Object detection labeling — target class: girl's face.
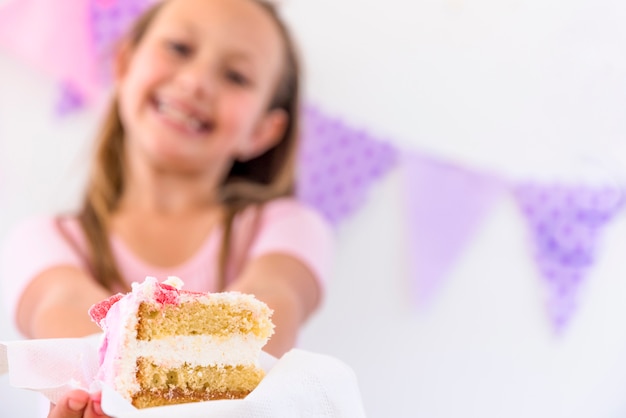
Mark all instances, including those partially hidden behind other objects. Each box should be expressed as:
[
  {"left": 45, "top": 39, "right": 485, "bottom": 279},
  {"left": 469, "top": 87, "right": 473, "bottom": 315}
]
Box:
[{"left": 117, "top": 0, "right": 287, "bottom": 175}]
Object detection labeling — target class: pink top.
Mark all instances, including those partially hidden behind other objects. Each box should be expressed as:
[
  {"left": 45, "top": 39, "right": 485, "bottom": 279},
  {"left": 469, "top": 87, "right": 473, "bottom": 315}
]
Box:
[{"left": 0, "top": 198, "right": 334, "bottom": 326}]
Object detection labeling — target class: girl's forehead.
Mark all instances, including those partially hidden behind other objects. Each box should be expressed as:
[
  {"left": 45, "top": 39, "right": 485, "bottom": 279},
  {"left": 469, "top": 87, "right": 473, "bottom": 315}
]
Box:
[
  {"left": 153, "top": 0, "right": 285, "bottom": 69},
  {"left": 156, "top": 0, "right": 282, "bottom": 47}
]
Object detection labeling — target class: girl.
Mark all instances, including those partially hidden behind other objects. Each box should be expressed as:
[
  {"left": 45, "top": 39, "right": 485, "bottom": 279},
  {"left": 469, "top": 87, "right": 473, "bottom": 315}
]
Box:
[{"left": 1, "top": 0, "right": 333, "bottom": 416}]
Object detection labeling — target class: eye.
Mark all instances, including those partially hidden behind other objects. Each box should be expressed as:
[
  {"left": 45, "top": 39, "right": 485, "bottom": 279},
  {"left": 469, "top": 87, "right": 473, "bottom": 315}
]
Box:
[
  {"left": 225, "top": 69, "right": 250, "bottom": 86},
  {"left": 166, "top": 40, "right": 192, "bottom": 57}
]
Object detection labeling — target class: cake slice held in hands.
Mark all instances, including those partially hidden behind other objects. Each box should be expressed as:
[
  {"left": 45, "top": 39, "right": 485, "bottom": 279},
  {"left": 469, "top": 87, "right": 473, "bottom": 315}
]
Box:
[{"left": 88, "top": 276, "right": 275, "bottom": 408}]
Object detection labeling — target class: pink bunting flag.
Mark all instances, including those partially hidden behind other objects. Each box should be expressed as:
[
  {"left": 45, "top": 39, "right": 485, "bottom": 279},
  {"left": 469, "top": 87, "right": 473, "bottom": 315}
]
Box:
[
  {"left": 403, "top": 153, "right": 504, "bottom": 307},
  {"left": 514, "top": 183, "right": 624, "bottom": 333},
  {"left": 297, "top": 106, "right": 399, "bottom": 225},
  {"left": 55, "top": 0, "right": 154, "bottom": 115},
  {"left": 0, "top": 0, "right": 100, "bottom": 103}
]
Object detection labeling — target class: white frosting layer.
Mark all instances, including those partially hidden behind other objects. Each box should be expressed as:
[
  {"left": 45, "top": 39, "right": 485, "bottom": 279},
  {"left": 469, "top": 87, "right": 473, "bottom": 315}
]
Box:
[{"left": 134, "top": 334, "right": 266, "bottom": 368}]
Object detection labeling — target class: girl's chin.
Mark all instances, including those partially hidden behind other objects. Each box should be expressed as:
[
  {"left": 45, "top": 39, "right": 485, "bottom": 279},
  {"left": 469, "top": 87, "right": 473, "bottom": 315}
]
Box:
[
  {"left": 133, "top": 137, "right": 226, "bottom": 175},
  {"left": 148, "top": 151, "right": 220, "bottom": 176}
]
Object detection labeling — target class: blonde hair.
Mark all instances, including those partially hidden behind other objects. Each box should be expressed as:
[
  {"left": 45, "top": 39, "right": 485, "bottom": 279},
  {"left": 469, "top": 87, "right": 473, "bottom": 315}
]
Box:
[{"left": 76, "top": 0, "right": 302, "bottom": 292}]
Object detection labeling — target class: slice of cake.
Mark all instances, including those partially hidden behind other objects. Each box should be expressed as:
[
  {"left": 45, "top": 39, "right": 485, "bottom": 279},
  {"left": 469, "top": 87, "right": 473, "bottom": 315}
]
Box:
[{"left": 88, "top": 276, "right": 274, "bottom": 408}]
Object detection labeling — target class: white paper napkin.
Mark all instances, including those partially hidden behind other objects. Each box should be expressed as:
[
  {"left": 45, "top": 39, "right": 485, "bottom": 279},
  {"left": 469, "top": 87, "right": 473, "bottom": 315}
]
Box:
[{"left": 0, "top": 335, "right": 366, "bottom": 417}]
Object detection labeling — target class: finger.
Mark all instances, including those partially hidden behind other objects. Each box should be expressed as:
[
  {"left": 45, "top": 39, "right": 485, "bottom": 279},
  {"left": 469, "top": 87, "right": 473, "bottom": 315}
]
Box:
[
  {"left": 84, "top": 392, "right": 109, "bottom": 418},
  {"left": 48, "top": 390, "right": 90, "bottom": 418}
]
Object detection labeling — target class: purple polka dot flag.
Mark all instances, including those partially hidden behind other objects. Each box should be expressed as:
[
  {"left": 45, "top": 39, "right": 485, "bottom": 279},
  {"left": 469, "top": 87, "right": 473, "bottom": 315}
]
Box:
[
  {"left": 88, "top": 0, "right": 154, "bottom": 85},
  {"left": 514, "top": 183, "right": 625, "bottom": 332},
  {"left": 297, "top": 106, "right": 399, "bottom": 225},
  {"left": 55, "top": 82, "right": 85, "bottom": 117}
]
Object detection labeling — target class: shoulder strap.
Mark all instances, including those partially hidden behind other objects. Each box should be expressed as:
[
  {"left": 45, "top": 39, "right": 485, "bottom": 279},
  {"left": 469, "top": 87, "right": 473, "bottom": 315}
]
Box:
[
  {"left": 54, "top": 216, "right": 95, "bottom": 277},
  {"left": 221, "top": 204, "right": 264, "bottom": 288}
]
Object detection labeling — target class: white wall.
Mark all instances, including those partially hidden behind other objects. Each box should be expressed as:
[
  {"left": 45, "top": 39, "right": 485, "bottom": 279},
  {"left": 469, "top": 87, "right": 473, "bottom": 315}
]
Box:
[
  {"left": 2, "top": 0, "right": 626, "bottom": 417},
  {"left": 0, "top": 49, "right": 95, "bottom": 417}
]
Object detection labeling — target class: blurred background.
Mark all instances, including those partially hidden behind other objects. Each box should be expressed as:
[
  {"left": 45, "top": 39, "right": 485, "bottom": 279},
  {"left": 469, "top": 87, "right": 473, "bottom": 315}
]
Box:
[{"left": 2, "top": 0, "right": 626, "bottom": 416}]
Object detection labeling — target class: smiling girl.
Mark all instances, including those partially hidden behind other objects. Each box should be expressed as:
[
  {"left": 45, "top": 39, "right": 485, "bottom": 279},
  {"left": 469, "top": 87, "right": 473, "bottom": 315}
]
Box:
[{"left": 1, "top": 1, "right": 333, "bottom": 416}]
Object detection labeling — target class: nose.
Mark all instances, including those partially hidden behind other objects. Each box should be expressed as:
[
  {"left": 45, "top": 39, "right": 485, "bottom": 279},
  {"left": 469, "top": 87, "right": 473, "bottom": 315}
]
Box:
[{"left": 175, "top": 59, "right": 215, "bottom": 99}]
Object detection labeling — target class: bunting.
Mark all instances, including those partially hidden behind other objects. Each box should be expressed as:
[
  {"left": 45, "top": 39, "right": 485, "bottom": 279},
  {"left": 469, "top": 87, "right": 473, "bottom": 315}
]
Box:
[
  {"left": 88, "top": 0, "right": 154, "bottom": 85},
  {"left": 0, "top": 0, "right": 100, "bottom": 104},
  {"left": 55, "top": 83, "right": 86, "bottom": 116},
  {"left": 297, "top": 107, "right": 398, "bottom": 225},
  {"left": 403, "top": 153, "right": 505, "bottom": 307},
  {"left": 514, "top": 183, "right": 625, "bottom": 331}
]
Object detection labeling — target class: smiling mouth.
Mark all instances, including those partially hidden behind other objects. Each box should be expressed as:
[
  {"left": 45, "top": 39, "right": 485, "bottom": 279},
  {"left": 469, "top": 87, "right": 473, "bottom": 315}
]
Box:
[{"left": 152, "top": 97, "right": 214, "bottom": 134}]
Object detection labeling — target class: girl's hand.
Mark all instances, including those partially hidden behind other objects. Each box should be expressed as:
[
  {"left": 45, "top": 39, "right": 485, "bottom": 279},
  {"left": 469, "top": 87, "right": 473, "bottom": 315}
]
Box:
[{"left": 48, "top": 389, "right": 109, "bottom": 418}]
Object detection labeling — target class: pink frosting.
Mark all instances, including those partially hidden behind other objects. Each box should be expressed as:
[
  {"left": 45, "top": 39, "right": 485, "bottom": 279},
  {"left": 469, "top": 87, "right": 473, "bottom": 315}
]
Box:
[
  {"left": 89, "top": 277, "right": 184, "bottom": 384},
  {"left": 152, "top": 282, "right": 181, "bottom": 305},
  {"left": 88, "top": 293, "right": 124, "bottom": 328},
  {"left": 89, "top": 279, "right": 183, "bottom": 329},
  {"left": 95, "top": 297, "right": 124, "bottom": 383}
]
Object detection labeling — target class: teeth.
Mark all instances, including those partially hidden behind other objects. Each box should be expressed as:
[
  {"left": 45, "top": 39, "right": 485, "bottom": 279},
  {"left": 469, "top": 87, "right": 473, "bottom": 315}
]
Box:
[{"left": 157, "top": 99, "right": 207, "bottom": 133}]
